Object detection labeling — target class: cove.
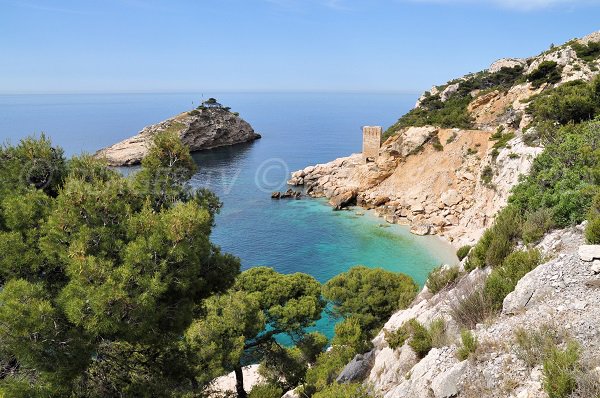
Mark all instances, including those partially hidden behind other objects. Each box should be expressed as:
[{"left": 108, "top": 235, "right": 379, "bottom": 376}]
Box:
[{"left": 0, "top": 92, "right": 458, "bottom": 338}]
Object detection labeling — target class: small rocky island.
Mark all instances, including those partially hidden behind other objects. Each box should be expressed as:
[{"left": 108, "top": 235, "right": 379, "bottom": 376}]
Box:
[{"left": 95, "top": 98, "right": 261, "bottom": 166}]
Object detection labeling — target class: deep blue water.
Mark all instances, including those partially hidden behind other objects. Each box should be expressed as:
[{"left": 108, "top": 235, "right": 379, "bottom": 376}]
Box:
[{"left": 0, "top": 92, "right": 458, "bottom": 337}]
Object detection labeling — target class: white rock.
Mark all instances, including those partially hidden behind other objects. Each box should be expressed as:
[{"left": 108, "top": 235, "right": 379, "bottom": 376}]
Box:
[{"left": 579, "top": 245, "right": 600, "bottom": 262}]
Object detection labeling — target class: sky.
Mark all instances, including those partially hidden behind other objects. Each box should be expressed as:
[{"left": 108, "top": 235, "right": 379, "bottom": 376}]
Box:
[{"left": 1, "top": 0, "right": 599, "bottom": 94}]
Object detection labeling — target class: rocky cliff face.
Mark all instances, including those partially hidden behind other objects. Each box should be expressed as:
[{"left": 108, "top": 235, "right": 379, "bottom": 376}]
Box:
[
  {"left": 288, "top": 31, "right": 600, "bottom": 247},
  {"left": 96, "top": 108, "right": 261, "bottom": 166}
]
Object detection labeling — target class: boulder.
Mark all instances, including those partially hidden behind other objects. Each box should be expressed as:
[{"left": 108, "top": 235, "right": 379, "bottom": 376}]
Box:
[
  {"left": 578, "top": 245, "right": 600, "bottom": 262},
  {"left": 336, "top": 351, "right": 375, "bottom": 383},
  {"left": 431, "top": 361, "right": 467, "bottom": 398},
  {"left": 373, "top": 195, "right": 390, "bottom": 207},
  {"left": 329, "top": 190, "right": 357, "bottom": 210},
  {"left": 271, "top": 192, "right": 281, "bottom": 199},
  {"left": 441, "top": 189, "right": 463, "bottom": 207}
]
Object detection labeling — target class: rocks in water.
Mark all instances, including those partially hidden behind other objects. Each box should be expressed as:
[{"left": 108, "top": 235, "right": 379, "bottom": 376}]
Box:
[
  {"left": 336, "top": 351, "right": 375, "bottom": 383},
  {"left": 95, "top": 107, "right": 261, "bottom": 166},
  {"left": 329, "top": 190, "right": 357, "bottom": 210},
  {"left": 271, "top": 189, "right": 301, "bottom": 200}
]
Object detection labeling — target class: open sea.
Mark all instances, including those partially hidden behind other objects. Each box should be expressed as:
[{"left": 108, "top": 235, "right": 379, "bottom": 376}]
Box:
[{"left": 0, "top": 92, "right": 458, "bottom": 337}]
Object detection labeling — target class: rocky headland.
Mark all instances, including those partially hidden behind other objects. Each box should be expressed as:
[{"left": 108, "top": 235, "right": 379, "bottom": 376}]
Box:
[
  {"left": 288, "top": 31, "right": 600, "bottom": 248},
  {"left": 95, "top": 106, "right": 260, "bottom": 166}
]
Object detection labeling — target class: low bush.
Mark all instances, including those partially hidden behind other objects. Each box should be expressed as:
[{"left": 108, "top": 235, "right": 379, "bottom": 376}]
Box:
[
  {"left": 456, "top": 245, "right": 472, "bottom": 261},
  {"left": 302, "top": 345, "right": 357, "bottom": 397},
  {"left": 571, "top": 40, "right": 600, "bottom": 63},
  {"left": 312, "top": 383, "right": 377, "bottom": 398},
  {"left": 481, "top": 165, "right": 494, "bottom": 186},
  {"left": 527, "top": 61, "right": 562, "bottom": 88},
  {"left": 586, "top": 217, "right": 600, "bottom": 244},
  {"left": 385, "top": 318, "right": 447, "bottom": 354},
  {"left": 543, "top": 341, "right": 580, "bottom": 398},
  {"left": 384, "top": 326, "right": 410, "bottom": 350},
  {"left": 428, "top": 318, "right": 448, "bottom": 348},
  {"left": 249, "top": 383, "right": 284, "bottom": 398},
  {"left": 426, "top": 265, "right": 460, "bottom": 294},
  {"left": 456, "top": 330, "right": 478, "bottom": 361},
  {"left": 407, "top": 319, "right": 432, "bottom": 358},
  {"left": 528, "top": 80, "right": 599, "bottom": 126},
  {"left": 450, "top": 286, "right": 495, "bottom": 329},
  {"left": 467, "top": 206, "right": 523, "bottom": 270},
  {"left": 484, "top": 249, "right": 542, "bottom": 311},
  {"left": 491, "top": 132, "right": 515, "bottom": 150},
  {"left": 514, "top": 325, "right": 563, "bottom": 368},
  {"left": 509, "top": 120, "right": 600, "bottom": 228},
  {"left": 586, "top": 192, "right": 600, "bottom": 244},
  {"left": 522, "top": 208, "right": 554, "bottom": 244}
]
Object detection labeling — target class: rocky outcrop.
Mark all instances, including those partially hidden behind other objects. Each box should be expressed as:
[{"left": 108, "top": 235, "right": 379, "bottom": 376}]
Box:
[
  {"left": 95, "top": 107, "right": 261, "bottom": 166},
  {"left": 289, "top": 127, "right": 542, "bottom": 246}
]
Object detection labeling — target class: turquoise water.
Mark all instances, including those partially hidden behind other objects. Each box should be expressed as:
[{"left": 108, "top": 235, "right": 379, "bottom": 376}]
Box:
[{"left": 0, "top": 92, "right": 458, "bottom": 338}]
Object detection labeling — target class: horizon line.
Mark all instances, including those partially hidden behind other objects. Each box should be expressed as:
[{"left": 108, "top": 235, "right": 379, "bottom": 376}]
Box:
[{"left": 0, "top": 88, "right": 423, "bottom": 96}]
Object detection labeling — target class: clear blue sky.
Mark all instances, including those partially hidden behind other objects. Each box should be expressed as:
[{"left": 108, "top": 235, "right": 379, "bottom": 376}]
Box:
[{"left": 1, "top": 0, "right": 599, "bottom": 94}]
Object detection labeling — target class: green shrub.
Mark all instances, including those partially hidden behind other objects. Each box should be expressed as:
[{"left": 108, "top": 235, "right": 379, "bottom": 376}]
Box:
[
  {"left": 332, "top": 316, "right": 372, "bottom": 354},
  {"left": 484, "top": 249, "right": 542, "bottom": 311},
  {"left": 491, "top": 132, "right": 515, "bottom": 150},
  {"left": 543, "top": 341, "right": 580, "bottom": 398},
  {"left": 522, "top": 208, "right": 554, "bottom": 244},
  {"left": 586, "top": 217, "right": 600, "bottom": 244},
  {"left": 571, "top": 41, "right": 600, "bottom": 62},
  {"left": 312, "top": 383, "right": 377, "bottom": 398},
  {"left": 514, "top": 325, "right": 563, "bottom": 368},
  {"left": 188, "top": 109, "right": 201, "bottom": 116},
  {"left": 481, "top": 165, "right": 494, "bottom": 186},
  {"left": 467, "top": 206, "right": 523, "bottom": 270},
  {"left": 457, "top": 245, "right": 472, "bottom": 261},
  {"left": 426, "top": 265, "right": 460, "bottom": 294},
  {"left": 323, "top": 266, "right": 418, "bottom": 336},
  {"left": 249, "top": 383, "right": 284, "bottom": 398},
  {"left": 384, "top": 326, "right": 410, "bottom": 350},
  {"left": 586, "top": 193, "right": 600, "bottom": 244},
  {"left": 407, "top": 319, "right": 432, "bottom": 358},
  {"left": 385, "top": 318, "right": 446, "bottom": 354},
  {"left": 456, "top": 330, "right": 478, "bottom": 361},
  {"left": 527, "top": 61, "right": 562, "bottom": 88},
  {"left": 509, "top": 120, "right": 600, "bottom": 228},
  {"left": 303, "top": 345, "right": 357, "bottom": 397},
  {"left": 528, "top": 80, "right": 598, "bottom": 126}
]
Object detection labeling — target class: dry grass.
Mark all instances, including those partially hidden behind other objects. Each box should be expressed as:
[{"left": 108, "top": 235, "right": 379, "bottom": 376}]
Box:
[{"left": 449, "top": 286, "right": 496, "bottom": 330}]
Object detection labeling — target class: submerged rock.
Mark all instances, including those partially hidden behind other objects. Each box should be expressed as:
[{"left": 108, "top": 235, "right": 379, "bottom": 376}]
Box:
[{"left": 95, "top": 107, "right": 260, "bottom": 166}]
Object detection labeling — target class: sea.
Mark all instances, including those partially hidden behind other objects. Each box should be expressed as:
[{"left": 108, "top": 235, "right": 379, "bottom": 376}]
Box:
[{"left": 0, "top": 92, "right": 458, "bottom": 337}]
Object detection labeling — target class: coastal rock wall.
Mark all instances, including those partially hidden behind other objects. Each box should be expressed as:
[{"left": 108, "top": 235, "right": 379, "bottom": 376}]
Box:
[
  {"left": 95, "top": 108, "right": 260, "bottom": 166},
  {"left": 289, "top": 127, "right": 541, "bottom": 246}
]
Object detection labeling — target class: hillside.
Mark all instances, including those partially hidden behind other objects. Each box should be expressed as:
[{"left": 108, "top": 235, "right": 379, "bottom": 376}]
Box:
[
  {"left": 289, "top": 31, "right": 600, "bottom": 248},
  {"left": 281, "top": 31, "right": 600, "bottom": 398}
]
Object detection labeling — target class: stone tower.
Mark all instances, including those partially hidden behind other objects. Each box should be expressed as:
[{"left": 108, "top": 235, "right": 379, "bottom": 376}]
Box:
[{"left": 362, "top": 126, "right": 382, "bottom": 162}]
